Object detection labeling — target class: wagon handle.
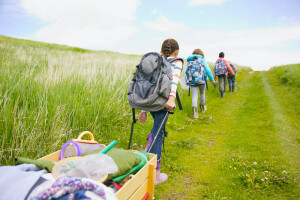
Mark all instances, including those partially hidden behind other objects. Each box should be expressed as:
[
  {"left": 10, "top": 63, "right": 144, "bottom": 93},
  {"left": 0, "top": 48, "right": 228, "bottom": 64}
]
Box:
[{"left": 73, "top": 131, "right": 96, "bottom": 142}]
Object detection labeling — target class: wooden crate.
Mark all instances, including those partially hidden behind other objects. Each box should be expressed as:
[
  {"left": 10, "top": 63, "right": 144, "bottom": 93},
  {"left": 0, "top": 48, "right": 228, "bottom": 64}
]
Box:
[{"left": 39, "top": 150, "right": 157, "bottom": 200}]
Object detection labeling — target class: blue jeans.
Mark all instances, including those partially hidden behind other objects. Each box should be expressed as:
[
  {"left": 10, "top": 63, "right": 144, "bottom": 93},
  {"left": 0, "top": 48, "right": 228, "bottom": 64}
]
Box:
[
  {"left": 228, "top": 76, "right": 235, "bottom": 86},
  {"left": 147, "top": 110, "right": 168, "bottom": 160}
]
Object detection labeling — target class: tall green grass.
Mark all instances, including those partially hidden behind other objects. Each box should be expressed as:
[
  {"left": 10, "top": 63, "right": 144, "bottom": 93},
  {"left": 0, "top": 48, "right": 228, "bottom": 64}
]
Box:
[
  {"left": 0, "top": 36, "right": 151, "bottom": 165},
  {"left": 270, "top": 64, "right": 300, "bottom": 87}
]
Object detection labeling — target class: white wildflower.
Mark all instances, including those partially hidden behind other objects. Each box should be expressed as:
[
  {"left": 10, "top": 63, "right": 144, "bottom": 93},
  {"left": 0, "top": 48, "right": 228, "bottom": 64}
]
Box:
[
  {"left": 282, "top": 171, "right": 287, "bottom": 174},
  {"left": 253, "top": 162, "right": 257, "bottom": 165},
  {"left": 261, "top": 179, "right": 265, "bottom": 182}
]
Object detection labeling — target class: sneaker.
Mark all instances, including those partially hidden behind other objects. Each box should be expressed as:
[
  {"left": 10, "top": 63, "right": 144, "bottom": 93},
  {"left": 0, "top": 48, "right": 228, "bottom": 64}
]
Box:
[
  {"left": 155, "top": 171, "right": 168, "bottom": 185},
  {"left": 221, "top": 91, "right": 225, "bottom": 98},
  {"left": 193, "top": 107, "right": 199, "bottom": 119},
  {"left": 202, "top": 105, "right": 207, "bottom": 113}
]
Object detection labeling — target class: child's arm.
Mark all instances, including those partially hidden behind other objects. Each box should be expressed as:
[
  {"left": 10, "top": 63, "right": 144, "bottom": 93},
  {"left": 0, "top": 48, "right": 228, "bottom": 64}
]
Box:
[
  {"left": 165, "top": 60, "right": 183, "bottom": 110},
  {"left": 202, "top": 58, "right": 214, "bottom": 82},
  {"left": 170, "top": 60, "right": 183, "bottom": 97},
  {"left": 225, "top": 60, "right": 235, "bottom": 76}
]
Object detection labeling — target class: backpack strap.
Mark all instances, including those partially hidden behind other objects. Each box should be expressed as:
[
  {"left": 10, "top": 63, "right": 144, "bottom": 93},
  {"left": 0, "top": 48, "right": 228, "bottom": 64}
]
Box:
[
  {"left": 128, "top": 108, "right": 137, "bottom": 149},
  {"left": 167, "top": 57, "right": 184, "bottom": 72}
]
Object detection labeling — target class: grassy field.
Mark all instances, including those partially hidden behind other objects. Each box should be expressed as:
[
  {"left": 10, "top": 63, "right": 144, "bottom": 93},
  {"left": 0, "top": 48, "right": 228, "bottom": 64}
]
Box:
[
  {"left": 0, "top": 36, "right": 299, "bottom": 199},
  {"left": 0, "top": 35, "right": 150, "bottom": 164},
  {"left": 156, "top": 67, "right": 300, "bottom": 199}
]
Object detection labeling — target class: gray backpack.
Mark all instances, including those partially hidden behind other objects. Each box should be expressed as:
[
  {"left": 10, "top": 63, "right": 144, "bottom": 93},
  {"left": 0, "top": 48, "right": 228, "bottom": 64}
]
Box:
[
  {"left": 229, "top": 63, "right": 237, "bottom": 77},
  {"left": 128, "top": 52, "right": 173, "bottom": 112}
]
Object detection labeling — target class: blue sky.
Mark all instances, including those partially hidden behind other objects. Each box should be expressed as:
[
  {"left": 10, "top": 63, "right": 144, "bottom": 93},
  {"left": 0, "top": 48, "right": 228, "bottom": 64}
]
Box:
[{"left": 1, "top": 0, "right": 300, "bottom": 70}]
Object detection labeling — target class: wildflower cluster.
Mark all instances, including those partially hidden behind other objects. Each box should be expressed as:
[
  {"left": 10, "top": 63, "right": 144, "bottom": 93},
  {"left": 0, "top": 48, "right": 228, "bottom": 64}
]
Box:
[{"left": 222, "top": 153, "right": 296, "bottom": 189}]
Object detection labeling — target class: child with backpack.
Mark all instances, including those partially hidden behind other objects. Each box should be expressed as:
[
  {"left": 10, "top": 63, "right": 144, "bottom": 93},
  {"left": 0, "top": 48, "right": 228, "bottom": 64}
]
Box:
[
  {"left": 213, "top": 52, "right": 235, "bottom": 98},
  {"left": 228, "top": 62, "right": 237, "bottom": 92},
  {"left": 137, "top": 39, "right": 183, "bottom": 185},
  {"left": 186, "top": 49, "right": 215, "bottom": 118}
]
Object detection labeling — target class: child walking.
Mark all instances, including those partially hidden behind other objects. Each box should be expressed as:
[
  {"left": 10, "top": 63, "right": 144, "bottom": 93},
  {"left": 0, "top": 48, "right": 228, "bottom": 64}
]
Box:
[
  {"left": 214, "top": 52, "right": 235, "bottom": 98},
  {"left": 138, "top": 39, "right": 183, "bottom": 185},
  {"left": 186, "top": 49, "right": 215, "bottom": 118},
  {"left": 228, "top": 62, "right": 237, "bottom": 92}
]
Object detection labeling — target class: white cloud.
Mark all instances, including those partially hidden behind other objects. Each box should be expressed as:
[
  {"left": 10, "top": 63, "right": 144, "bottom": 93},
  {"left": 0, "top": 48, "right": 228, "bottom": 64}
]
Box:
[
  {"left": 20, "top": 0, "right": 140, "bottom": 50},
  {"left": 151, "top": 8, "right": 158, "bottom": 15},
  {"left": 189, "top": 0, "right": 228, "bottom": 6},
  {"left": 143, "top": 16, "right": 188, "bottom": 34},
  {"left": 180, "top": 26, "right": 300, "bottom": 70}
]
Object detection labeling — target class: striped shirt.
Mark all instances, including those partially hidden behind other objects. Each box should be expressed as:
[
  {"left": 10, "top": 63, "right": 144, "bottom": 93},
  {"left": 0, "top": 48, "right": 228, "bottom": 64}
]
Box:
[{"left": 168, "top": 57, "right": 183, "bottom": 97}]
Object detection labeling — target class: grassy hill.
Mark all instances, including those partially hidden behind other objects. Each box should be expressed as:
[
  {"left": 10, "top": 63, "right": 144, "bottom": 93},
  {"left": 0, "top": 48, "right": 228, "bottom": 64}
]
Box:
[
  {"left": 0, "top": 36, "right": 299, "bottom": 199},
  {"left": 0, "top": 35, "right": 146, "bottom": 163}
]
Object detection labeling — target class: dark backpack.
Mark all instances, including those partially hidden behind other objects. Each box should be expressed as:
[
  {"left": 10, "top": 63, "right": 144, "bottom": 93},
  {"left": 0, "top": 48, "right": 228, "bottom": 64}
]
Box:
[
  {"left": 185, "top": 58, "right": 206, "bottom": 86},
  {"left": 214, "top": 59, "right": 227, "bottom": 76},
  {"left": 128, "top": 52, "right": 173, "bottom": 112}
]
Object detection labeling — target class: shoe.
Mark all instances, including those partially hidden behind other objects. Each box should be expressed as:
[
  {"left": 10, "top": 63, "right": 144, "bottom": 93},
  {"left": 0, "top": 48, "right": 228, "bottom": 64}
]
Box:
[
  {"left": 201, "top": 105, "right": 207, "bottom": 113},
  {"left": 193, "top": 107, "right": 199, "bottom": 119},
  {"left": 221, "top": 91, "right": 225, "bottom": 98},
  {"left": 155, "top": 159, "right": 168, "bottom": 185},
  {"left": 155, "top": 171, "right": 168, "bottom": 185}
]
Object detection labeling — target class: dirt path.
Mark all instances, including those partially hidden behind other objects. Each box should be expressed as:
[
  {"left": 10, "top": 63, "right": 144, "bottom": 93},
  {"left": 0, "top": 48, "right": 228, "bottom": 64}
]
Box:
[{"left": 155, "top": 71, "right": 299, "bottom": 199}]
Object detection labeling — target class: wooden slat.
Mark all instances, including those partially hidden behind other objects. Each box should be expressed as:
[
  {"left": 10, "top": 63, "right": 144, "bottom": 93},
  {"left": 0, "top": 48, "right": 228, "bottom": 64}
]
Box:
[
  {"left": 147, "top": 164, "right": 155, "bottom": 200},
  {"left": 38, "top": 150, "right": 60, "bottom": 161},
  {"left": 128, "top": 179, "right": 148, "bottom": 200},
  {"left": 116, "top": 154, "right": 157, "bottom": 200},
  {"left": 116, "top": 165, "right": 149, "bottom": 199}
]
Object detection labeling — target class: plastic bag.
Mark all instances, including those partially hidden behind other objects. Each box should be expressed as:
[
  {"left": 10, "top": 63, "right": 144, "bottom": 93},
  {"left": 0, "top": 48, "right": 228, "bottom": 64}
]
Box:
[{"left": 55, "top": 154, "right": 118, "bottom": 180}]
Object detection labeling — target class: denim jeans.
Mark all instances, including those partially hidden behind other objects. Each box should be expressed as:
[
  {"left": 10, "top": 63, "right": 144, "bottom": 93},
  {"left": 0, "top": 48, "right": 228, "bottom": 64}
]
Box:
[
  {"left": 147, "top": 110, "right": 168, "bottom": 160},
  {"left": 228, "top": 76, "right": 235, "bottom": 86}
]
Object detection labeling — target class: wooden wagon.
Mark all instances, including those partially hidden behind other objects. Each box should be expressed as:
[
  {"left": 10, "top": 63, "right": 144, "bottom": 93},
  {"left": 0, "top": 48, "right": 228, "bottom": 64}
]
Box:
[{"left": 39, "top": 150, "right": 157, "bottom": 200}]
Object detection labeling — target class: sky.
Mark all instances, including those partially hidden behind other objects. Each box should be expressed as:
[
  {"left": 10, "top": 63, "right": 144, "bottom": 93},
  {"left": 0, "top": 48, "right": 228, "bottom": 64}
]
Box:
[{"left": 1, "top": 0, "right": 300, "bottom": 70}]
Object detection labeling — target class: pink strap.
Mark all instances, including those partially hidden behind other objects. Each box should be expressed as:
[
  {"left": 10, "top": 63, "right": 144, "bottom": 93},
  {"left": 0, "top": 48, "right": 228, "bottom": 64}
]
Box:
[{"left": 110, "top": 182, "right": 122, "bottom": 190}]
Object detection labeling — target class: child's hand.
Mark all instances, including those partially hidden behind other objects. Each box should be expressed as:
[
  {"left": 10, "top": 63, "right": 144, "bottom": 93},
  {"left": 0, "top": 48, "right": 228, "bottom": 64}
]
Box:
[
  {"left": 165, "top": 96, "right": 176, "bottom": 111},
  {"left": 139, "top": 112, "right": 147, "bottom": 124},
  {"left": 210, "top": 80, "right": 216, "bottom": 84}
]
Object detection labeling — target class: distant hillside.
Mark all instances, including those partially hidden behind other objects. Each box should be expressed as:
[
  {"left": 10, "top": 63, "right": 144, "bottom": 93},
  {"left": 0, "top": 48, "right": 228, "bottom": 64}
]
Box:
[{"left": 270, "top": 63, "right": 300, "bottom": 87}]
